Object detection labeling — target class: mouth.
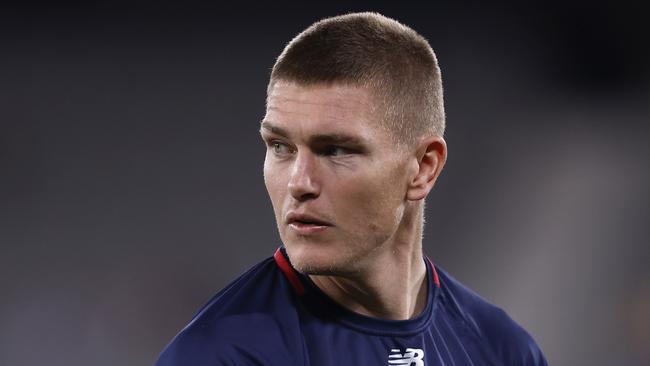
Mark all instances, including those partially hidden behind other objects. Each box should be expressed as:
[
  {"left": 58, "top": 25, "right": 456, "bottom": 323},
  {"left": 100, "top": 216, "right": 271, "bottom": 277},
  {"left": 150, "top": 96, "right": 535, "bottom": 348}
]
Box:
[{"left": 286, "top": 213, "right": 332, "bottom": 235}]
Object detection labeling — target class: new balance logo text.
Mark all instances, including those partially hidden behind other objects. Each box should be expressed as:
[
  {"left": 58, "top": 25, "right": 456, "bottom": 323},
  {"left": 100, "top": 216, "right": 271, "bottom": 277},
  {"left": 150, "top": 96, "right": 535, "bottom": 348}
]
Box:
[{"left": 388, "top": 348, "right": 424, "bottom": 366}]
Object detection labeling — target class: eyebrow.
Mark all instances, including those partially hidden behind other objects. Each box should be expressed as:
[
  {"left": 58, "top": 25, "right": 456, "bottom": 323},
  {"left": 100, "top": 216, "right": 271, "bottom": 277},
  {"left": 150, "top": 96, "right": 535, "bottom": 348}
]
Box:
[
  {"left": 260, "top": 120, "right": 365, "bottom": 146},
  {"left": 260, "top": 121, "right": 288, "bottom": 137}
]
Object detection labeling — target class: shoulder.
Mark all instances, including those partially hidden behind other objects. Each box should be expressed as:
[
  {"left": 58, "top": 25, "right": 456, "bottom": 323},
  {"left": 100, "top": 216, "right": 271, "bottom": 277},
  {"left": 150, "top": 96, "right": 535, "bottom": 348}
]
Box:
[
  {"left": 435, "top": 266, "right": 547, "bottom": 365},
  {"left": 155, "top": 255, "right": 305, "bottom": 366}
]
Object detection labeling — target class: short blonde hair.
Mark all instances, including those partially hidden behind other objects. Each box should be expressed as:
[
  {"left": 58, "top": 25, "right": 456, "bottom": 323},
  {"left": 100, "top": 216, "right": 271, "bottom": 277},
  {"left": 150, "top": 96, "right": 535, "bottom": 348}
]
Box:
[{"left": 269, "top": 12, "right": 445, "bottom": 146}]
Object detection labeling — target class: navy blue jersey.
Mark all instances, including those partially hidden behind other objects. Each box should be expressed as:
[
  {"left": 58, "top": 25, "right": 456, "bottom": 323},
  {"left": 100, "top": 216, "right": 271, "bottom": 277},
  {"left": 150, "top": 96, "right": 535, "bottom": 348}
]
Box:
[{"left": 156, "top": 248, "right": 547, "bottom": 365}]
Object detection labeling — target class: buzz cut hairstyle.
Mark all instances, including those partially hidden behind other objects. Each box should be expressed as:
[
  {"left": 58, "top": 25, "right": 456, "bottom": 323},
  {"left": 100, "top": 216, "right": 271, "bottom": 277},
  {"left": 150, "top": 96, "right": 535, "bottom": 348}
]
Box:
[{"left": 268, "top": 12, "right": 445, "bottom": 146}]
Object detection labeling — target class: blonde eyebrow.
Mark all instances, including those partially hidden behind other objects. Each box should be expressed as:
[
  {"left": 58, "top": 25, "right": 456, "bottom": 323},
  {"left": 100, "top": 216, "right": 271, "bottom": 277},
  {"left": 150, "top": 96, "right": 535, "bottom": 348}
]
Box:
[
  {"left": 261, "top": 120, "right": 364, "bottom": 147},
  {"left": 260, "top": 121, "right": 288, "bottom": 137}
]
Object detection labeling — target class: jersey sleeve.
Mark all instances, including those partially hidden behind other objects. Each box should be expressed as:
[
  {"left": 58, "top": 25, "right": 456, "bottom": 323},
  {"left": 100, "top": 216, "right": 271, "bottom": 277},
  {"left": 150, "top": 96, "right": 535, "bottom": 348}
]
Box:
[
  {"left": 155, "top": 313, "right": 302, "bottom": 366},
  {"left": 154, "top": 256, "right": 306, "bottom": 366},
  {"left": 156, "top": 337, "right": 266, "bottom": 366},
  {"left": 436, "top": 268, "right": 548, "bottom": 365},
  {"left": 476, "top": 306, "right": 548, "bottom": 366}
]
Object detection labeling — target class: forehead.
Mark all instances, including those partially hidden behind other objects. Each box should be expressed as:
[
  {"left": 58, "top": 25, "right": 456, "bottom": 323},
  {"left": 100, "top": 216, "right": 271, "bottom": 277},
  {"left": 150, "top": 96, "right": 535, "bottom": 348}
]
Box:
[{"left": 264, "top": 81, "right": 382, "bottom": 139}]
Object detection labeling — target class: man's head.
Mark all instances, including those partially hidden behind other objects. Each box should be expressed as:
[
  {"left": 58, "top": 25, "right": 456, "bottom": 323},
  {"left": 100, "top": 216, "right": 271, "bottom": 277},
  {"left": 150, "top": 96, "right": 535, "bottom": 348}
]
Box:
[{"left": 262, "top": 13, "right": 447, "bottom": 275}]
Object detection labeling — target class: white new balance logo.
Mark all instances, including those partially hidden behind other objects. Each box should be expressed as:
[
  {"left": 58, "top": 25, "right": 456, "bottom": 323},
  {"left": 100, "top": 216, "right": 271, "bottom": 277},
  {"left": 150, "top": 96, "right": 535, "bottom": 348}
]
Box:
[{"left": 388, "top": 348, "right": 424, "bottom": 366}]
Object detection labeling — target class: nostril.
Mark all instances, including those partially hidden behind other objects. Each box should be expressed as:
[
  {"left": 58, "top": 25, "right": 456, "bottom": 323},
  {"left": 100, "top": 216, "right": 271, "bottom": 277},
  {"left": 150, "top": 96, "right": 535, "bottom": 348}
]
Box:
[{"left": 294, "top": 192, "right": 318, "bottom": 202}]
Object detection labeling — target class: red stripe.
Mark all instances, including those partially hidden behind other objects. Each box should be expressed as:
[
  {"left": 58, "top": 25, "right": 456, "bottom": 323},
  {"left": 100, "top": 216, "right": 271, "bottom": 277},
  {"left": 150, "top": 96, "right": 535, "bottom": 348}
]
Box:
[
  {"left": 274, "top": 248, "right": 306, "bottom": 295},
  {"left": 426, "top": 257, "right": 441, "bottom": 288}
]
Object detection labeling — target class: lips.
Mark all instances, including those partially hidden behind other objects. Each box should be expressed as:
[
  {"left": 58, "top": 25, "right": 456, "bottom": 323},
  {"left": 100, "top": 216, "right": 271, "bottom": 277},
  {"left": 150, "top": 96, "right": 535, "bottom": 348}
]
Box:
[
  {"left": 286, "top": 212, "right": 332, "bottom": 235},
  {"left": 286, "top": 212, "right": 331, "bottom": 226}
]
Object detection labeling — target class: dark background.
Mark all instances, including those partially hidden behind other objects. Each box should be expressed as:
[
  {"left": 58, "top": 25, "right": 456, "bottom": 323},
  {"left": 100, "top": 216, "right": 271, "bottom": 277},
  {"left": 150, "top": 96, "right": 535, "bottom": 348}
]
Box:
[{"left": 1, "top": 2, "right": 649, "bottom": 365}]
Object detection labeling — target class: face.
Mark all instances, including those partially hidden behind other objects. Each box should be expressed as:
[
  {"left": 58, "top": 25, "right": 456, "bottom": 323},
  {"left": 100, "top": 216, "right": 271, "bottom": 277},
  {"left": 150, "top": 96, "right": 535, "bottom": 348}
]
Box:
[{"left": 261, "top": 81, "right": 413, "bottom": 275}]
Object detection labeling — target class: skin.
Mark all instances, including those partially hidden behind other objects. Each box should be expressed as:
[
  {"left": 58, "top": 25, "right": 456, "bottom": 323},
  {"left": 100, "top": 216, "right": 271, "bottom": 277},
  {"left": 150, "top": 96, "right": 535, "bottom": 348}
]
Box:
[{"left": 261, "top": 80, "right": 447, "bottom": 320}]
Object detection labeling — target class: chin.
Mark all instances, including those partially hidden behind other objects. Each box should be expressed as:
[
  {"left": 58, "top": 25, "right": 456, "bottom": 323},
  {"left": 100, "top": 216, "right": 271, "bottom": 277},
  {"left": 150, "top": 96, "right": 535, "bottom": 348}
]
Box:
[{"left": 284, "top": 241, "right": 350, "bottom": 276}]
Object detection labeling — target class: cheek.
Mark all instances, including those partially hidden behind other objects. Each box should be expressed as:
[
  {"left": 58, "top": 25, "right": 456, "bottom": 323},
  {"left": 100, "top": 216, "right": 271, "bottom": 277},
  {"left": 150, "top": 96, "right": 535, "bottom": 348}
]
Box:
[
  {"left": 263, "top": 158, "right": 272, "bottom": 192},
  {"left": 263, "top": 160, "right": 285, "bottom": 213},
  {"left": 336, "top": 166, "right": 405, "bottom": 231}
]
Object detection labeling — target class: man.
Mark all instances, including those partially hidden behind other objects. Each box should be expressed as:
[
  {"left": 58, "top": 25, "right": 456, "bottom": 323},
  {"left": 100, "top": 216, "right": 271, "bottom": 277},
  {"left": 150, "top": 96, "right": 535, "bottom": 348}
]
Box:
[{"left": 156, "top": 12, "right": 547, "bottom": 365}]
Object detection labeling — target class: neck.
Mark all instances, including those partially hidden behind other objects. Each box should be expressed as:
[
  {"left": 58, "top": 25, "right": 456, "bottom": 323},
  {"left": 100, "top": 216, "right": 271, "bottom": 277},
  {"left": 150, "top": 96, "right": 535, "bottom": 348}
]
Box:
[{"left": 309, "top": 203, "right": 428, "bottom": 320}]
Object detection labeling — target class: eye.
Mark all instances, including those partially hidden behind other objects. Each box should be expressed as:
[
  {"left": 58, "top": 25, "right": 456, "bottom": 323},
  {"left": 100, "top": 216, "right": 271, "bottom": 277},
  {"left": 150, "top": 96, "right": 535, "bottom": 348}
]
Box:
[
  {"left": 271, "top": 141, "right": 292, "bottom": 155},
  {"left": 325, "top": 146, "right": 352, "bottom": 156}
]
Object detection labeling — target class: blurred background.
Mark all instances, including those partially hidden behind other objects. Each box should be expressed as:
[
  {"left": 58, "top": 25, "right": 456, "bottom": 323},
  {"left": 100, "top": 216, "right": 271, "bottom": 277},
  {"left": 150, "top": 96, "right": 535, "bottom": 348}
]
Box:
[{"left": 1, "top": 1, "right": 648, "bottom": 365}]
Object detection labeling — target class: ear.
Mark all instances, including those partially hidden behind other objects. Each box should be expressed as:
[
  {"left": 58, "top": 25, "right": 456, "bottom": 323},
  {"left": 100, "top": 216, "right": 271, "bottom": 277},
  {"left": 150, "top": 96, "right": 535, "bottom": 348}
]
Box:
[{"left": 406, "top": 136, "right": 447, "bottom": 201}]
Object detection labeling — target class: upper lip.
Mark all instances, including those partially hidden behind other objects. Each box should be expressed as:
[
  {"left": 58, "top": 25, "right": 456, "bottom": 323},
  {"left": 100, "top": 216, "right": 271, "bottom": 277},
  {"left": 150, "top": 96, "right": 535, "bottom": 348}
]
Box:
[{"left": 286, "top": 212, "right": 332, "bottom": 226}]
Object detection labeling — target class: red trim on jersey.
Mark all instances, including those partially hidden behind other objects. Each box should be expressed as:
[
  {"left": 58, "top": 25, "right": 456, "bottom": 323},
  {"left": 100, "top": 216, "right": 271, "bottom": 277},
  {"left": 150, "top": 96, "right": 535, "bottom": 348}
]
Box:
[
  {"left": 274, "top": 248, "right": 306, "bottom": 296},
  {"left": 426, "top": 257, "right": 441, "bottom": 288}
]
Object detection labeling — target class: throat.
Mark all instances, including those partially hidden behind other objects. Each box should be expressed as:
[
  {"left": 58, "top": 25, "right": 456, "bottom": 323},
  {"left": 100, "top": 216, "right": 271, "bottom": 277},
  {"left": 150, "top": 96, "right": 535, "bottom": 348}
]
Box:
[{"left": 308, "top": 258, "right": 428, "bottom": 320}]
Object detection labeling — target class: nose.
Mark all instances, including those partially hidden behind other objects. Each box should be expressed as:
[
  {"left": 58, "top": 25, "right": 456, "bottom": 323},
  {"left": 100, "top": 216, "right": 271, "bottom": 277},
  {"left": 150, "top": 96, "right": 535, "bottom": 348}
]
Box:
[{"left": 288, "top": 151, "right": 321, "bottom": 201}]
